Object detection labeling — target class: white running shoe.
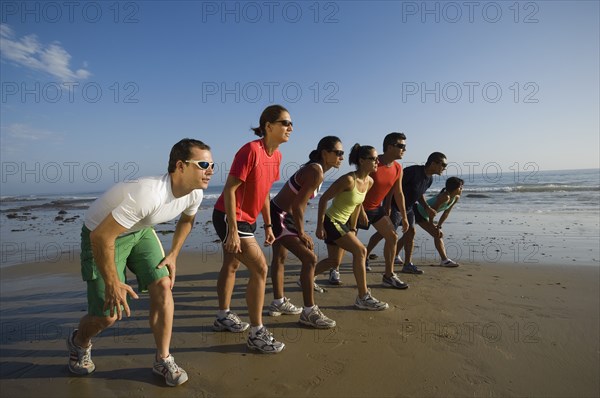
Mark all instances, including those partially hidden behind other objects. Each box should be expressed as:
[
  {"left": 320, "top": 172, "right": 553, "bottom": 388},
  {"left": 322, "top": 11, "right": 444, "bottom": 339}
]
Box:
[
  {"left": 354, "top": 289, "right": 389, "bottom": 311},
  {"left": 268, "top": 297, "right": 302, "bottom": 316},
  {"left": 440, "top": 258, "right": 459, "bottom": 267},
  {"left": 247, "top": 327, "right": 285, "bottom": 354},
  {"left": 299, "top": 306, "right": 336, "bottom": 329}
]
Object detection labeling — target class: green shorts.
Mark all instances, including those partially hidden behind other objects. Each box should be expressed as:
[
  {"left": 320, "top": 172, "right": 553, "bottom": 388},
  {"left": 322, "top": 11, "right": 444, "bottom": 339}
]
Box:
[{"left": 80, "top": 226, "right": 169, "bottom": 317}]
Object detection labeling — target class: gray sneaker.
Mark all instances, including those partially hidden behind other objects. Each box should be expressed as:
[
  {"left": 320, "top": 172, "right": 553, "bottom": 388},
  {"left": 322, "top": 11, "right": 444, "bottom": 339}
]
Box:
[
  {"left": 382, "top": 273, "right": 409, "bottom": 289},
  {"left": 247, "top": 327, "right": 285, "bottom": 354},
  {"left": 153, "top": 354, "right": 188, "bottom": 387},
  {"left": 213, "top": 311, "right": 250, "bottom": 332},
  {"left": 440, "top": 258, "right": 459, "bottom": 267},
  {"left": 355, "top": 289, "right": 389, "bottom": 311},
  {"left": 268, "top": 297, "right": 302, "bottom": 316},
  {"left": 299, "top": 306, "right": 336, "bottom": 329},
  {"left": 297, "top": 279, "right": 325, "bottom": 293},
  {"left": 328, "top": 268, "right": 342, "bottom": 285},
  {"left": 67, "top": 329, "right": 95, "bottom": 375},
  {"left": 401, "top": 262, "right": 424, "bottom": 275}
]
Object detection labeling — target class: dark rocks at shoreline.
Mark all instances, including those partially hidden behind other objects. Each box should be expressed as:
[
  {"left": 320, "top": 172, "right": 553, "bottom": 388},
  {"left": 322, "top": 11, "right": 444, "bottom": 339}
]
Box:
[
  {"left": 6, "top": 213, "right": 28, "bottom": 221},
  {"left": 2, "top": 199, "right": 92, "bottom": 214}
]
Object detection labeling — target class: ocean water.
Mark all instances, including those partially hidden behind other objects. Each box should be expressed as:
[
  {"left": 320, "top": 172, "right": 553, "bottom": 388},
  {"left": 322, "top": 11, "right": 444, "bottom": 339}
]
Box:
[{"left": 1, "top": 168, "right": 598, "bottom": 268}]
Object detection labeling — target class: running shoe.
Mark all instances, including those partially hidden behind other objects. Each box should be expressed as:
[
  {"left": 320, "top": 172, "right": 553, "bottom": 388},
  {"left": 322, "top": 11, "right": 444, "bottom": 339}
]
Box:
[
  {"left": 328, "top": 268, "right": 342, "bottom": 285},
  {"left": 298, "top": 306, "right": 336, "bottom": 329},
  {"left": 354, "top": 289, "right": 389, "bottom": 311},
  {"left": 382, "top": 273, "right": 409, "bottom": 289},
  {"left": 394, "top": 256, "right": 404, "bottom": 265},
  {"left": 268, "top": 297, "right": 302, "bottom": 316},
  {"left": 67, "top": 330, "right": 95, "bottom": 375},
  {"left": 247, "top": 327, "right": 285, "bottom": 354},
  {"left": 440, "top": 258, "right": 459, "bottom": 267},
  {"left": 297, "top": 279, "right": 325, "bottom": 293},
  {"left": 400, "top": 262, "right": 424, "bottom": 274},
  {"left": 153, "top": 354, "right": 188, "bottom": 387},
  {"left": 365, "top": 259, "right": 372, "bottom": 272},
  {"left": 213, "top": 311, "right": 250, "bottom": 332}
]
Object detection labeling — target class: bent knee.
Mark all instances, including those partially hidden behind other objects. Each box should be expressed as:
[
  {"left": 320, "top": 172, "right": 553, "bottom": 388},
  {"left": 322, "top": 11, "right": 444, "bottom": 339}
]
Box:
[
  {"left": 353, "top": 245, "right": 367, "bottom": 259},
  {"left": 250, "top": 261, "right": 268, "bottom": 279},
  {"left": 149, "top": 277, "right": 172, "bottom": 296},
  {"left": 384, "top": 230, "right": 398, "bottom": 242}
]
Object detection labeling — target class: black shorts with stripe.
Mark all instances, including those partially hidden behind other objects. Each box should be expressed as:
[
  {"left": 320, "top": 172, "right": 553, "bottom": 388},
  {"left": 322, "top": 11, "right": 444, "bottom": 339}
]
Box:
[
  {"left": 212, "top": 209, "right": 257, "bottom": 242},
  {"left": 323, "top": 214, "right": 351, "bottom": 245},
  {"left": 270, "top": 200, "right": 299, "bottom": 241}
]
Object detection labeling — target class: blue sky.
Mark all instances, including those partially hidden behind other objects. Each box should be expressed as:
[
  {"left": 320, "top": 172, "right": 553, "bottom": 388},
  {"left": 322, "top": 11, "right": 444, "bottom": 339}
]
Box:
[{"left": 1, "top": 0, "right": 598, "bottom": 195}]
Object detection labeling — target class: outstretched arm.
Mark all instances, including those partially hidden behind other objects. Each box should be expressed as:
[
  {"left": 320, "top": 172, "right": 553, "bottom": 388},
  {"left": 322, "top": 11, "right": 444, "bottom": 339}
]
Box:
[
  {"left": 223, "top": 175, "right": 243, "bottom": 254},
  {"left": 392, "top": 173, "right": 409, "bottom": 233},
  {"left": 291, "top": 165, "right": 323, "bottom": 249},
  {"left": 158, "top": 212, "right": 196, "bottom": 289}
]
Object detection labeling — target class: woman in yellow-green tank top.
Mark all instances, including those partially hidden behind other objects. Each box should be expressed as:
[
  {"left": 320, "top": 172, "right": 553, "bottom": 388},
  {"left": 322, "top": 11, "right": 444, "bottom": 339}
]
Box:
[{"left": 315, "top": 144, "right": 390, "bottom": 312}]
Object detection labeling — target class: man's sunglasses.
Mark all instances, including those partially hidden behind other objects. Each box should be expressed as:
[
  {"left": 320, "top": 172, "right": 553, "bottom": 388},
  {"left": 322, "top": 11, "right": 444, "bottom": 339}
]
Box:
[
  {"left": 392, "top": 143, "right": 406, "bottom": 150},
  {"left": 273, "top": 120, "right": 293, "bottom": 127},
  {"left": 185, "top": 160, "right": 215, "bottom": 170}
]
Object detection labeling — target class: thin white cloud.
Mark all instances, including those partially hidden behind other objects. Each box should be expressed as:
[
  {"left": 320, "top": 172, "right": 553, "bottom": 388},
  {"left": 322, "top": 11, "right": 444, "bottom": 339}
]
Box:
[
  {"left": 2, "top": 123, "right": 64, "bottom": 141},
  {"left": 0, "top": 123, "right": 65, "bottom": 154},
  {"left": 0, "top": 24, "right": 90, "bottom": 81}
]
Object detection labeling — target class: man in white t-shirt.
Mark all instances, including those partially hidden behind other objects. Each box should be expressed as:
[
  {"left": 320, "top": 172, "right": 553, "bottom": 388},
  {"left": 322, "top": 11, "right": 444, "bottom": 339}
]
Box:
[{"left": 66, "top": 138, "right": 214, "bottom": 387}]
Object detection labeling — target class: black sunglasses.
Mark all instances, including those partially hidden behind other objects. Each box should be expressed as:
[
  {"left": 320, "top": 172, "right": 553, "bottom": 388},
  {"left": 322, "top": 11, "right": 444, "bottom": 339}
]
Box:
[
  {"left": 392, "top": 143, "right": 406, "bottom": 150},
  {"left": 437, "top": 161, "right": 448, "bottom": 169},
  {"left": 273, "top": 120, "right": 293, "bottom": 127},
  {"left": 329, "top": 150, "right": 344, "bottom": 157},
  {"left": 362, "top": 156, "right": 378, "bottom": 161},
  {"left": 185, "top": 160, "right": 215, "bottom": 170}
]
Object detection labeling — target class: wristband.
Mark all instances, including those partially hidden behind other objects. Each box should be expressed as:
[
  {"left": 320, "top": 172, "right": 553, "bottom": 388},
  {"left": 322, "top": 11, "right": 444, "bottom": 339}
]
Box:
[{"left": 263, "top": 224, "right": 273, "bottom": 229}]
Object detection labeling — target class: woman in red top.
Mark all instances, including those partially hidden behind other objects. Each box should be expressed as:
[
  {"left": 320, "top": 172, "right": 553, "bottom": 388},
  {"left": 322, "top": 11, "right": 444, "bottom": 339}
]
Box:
[{"left": 212, "top": 105, "right": 291, "bottom": 353}]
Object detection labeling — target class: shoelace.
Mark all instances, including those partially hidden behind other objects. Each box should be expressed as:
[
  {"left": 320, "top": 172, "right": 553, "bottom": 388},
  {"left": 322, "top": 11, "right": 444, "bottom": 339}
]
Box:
[
  {"left": 227, "top": 313, "right": 241, "bottom": 323},
  {"left": 80, "top": 350, "right": 92, "bottom": 363},
  {"left": 162, "top": 357, "right": 181, "bottom": 373},
  {"left": 257, "top": 328, "right": 274, "bottom": 342}
]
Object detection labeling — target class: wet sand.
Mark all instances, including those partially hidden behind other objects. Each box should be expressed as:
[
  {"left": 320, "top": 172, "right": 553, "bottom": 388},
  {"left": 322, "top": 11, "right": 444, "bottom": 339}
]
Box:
[{"left": 1, "top": 250, "right": 598, "bottom": 397}]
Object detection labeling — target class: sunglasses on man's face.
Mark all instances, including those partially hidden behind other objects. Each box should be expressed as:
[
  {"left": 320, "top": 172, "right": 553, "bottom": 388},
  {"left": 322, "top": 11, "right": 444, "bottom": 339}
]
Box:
[
  {"left": 392, "top": 143, "right": 406, "bottom": 150},
  {"left": 185, "top": 160, "right": 215, "bottom": 170},
  {"left": 273, "top": 120, "right": 293, "bottom": 127}
]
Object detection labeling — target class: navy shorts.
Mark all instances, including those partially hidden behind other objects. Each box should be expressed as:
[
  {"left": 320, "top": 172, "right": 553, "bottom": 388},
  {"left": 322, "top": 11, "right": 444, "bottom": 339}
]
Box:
[
  {"left": 391, "top": 202, "right": 416, "bottom": 228},
  {"left": 212, "top": 209, "right": 257, "bottom": 242},
  {"left": 357, "top": 206, "right": 386, "bottom": 230}
]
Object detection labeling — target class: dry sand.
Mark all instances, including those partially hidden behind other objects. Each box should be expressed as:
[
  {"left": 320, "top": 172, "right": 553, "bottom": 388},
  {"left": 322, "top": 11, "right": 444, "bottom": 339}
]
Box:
[{"left": 1, "top": 251, "right": 598, "bottom": 398}]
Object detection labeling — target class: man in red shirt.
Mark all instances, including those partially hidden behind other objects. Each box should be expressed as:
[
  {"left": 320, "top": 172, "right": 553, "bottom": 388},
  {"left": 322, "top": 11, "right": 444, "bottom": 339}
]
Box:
[{"left": 359, "top": 132, "right": 410, "bottom": 289}]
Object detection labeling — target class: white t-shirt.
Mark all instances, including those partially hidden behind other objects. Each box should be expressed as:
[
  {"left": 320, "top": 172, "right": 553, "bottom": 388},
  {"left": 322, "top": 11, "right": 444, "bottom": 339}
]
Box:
[{"left": 84, "top": 174, "right": 203, "bottom": 232}]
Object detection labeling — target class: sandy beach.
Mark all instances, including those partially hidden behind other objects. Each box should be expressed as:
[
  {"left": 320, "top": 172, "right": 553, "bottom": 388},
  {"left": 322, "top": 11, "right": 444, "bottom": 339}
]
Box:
[{"left": 1, "top": 249, "right": 598, "bottom": 398}]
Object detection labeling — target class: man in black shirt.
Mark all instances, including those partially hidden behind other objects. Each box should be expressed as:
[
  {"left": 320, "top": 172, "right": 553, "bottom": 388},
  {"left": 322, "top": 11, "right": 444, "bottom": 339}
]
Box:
[{"left": 391, "top": 152, "right": 448, "bottom": 274}]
